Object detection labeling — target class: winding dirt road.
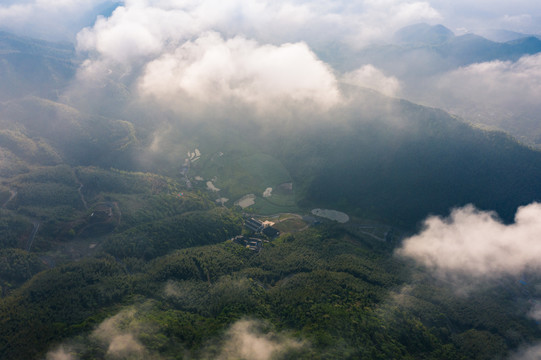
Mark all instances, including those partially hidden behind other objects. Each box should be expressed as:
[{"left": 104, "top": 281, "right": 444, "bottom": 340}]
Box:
[
  {"left": 73, "top": 172, "right": 88, "bottom": 210},
  {"left": 26, "top": 221, "right": 40, "bottom": 251},
  {"left": 2, "top": 189, "right": 17, "bottom": 208}
]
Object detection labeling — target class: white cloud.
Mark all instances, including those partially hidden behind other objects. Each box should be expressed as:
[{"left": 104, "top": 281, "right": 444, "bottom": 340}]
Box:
[
  {"left": 214, "top": 319, "right": 305, "bottom": 360},
  {"left": 91, "top": 308, "right": 149, "bottom": 359},
  {"left": 46, "top": 346, "right": 77, "bottom": 360},
  {"left": 106, "top": 333, "right": 145, "bottom": 358},
  {"left": 72, "top": 1, "right": 439, "bottom": 118},
  {"left": 410, "top": 53, "right": 541, "bottom": 138},
  {"left": 527, "top": 302, "right": 541, "bottom": 321},
  {"left": 76, "top": 0, "right": 442, "bottom": 63},
  {"left": 77, "top": 2, "right": 198, "bottom": 64},
  {"left": 342, "top": 65, "right": 401, "bottom": 96},
  {"left": 138, "top": 32, "right": 341, "bottom": 115},
  {"left": 437, "top": 54, "right": 541, "bottom": 109},
  {"left": 510, "top": 343, "right": 541, "bottom": 360},
  {"left": 60, "top": 0, "right": 541, "bottom": 126},
  {"left": 396, "top": 203, "right": 541, "bottom": 279}
]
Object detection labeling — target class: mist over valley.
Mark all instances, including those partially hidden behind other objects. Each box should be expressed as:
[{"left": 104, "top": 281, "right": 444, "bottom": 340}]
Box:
[{"left": 2, "top": 1, "right": 541, "bottom": 359}]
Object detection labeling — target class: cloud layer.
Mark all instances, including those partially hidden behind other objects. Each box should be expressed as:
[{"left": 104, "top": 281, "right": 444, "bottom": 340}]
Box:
[
  {"left": 4, "top": 1, "right": 541, "bottom": 141},
  {"left": 72, "top": 0, "right": 439, "bottom": 116},
  {"left": 396, "top": 203, "right": 541, "bottom": 279},
  {"left": 432, "top": 54, "right": 541, "bottom": 122},
  {"left": 138, "top": 32, "right": 341, "bottom": 114},
  {"left": 76, "top": 0, "right": 442, "bottom": 54},
  {"left": 342, "top": 65, "right": 401, "bottom": 97},
  {"left": 213, "top": 319, "right": 305, "bottom": 360},
  {"left": 61, "top": 0, "right": 541, "bottom": 125}
]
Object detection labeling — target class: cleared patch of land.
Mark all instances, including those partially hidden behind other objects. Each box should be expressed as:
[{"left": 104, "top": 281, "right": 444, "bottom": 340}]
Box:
[
  {"left": 235, "top": 194, "right": 256, "bottom": 208},
  {"left": 273, "top": 217, "right": 308, "bottom": 233},
  {"left": 311, "top": 208, "right": 349, "bottom": 223},
  {"left": 194, "top": 149, "right": 292, "bottom": 200},
  {"left": 206, "top": 181, "right": 220, "bottom": 192},
  {"left": 216, "top": 197, "right": 229, "bottom": 205}
]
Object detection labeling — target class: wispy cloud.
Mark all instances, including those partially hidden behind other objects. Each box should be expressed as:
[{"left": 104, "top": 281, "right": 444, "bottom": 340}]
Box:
[
  {"left": 404, "top": 53, "right": 541, "bottom": 141},
  {"left": 342, "top": 65, "right": 401, "bottom": 97},
  {"left": 76, "top": 0, "right": 441, "bottom": 56},
  {"left": 72, "top": 0, "right": 439, "bottom": 111},
  {"left": 510, "top": 343, "right": 541, "bottom": 360},
  {"left": 209, "top": 319, "right": 306, "bottom": 360},
  {"left": 396, "top": 203, "right": 541, "bottom": 279},
  {"left": 46, "top": 346, "right": 77, "bottom": 360},
  {"left": 138, "top": 32, "right": 341, "bottom": 116},
  {"left": 91, "top": 308, "right": 149, "bottom": 358},
  {"left": 436, "top": 53, "right": 541, "bottom": 112},
  {"left": 63, "top": 0, "right": 541, "bottom": 126},
  {"left": 45, "top": 305, "right": 306, "bottom": 360}
]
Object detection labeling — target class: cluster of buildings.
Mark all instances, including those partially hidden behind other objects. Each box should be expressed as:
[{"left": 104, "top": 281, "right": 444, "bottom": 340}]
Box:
[
  {"left": 232, "top": 235, "right": 263, "bottom": 252},
  {"left": 230, "top": 217, "right": 280, "bottom": 252},
  {"left": 244, "top": 217, "right": 280, "bottom": 238}
]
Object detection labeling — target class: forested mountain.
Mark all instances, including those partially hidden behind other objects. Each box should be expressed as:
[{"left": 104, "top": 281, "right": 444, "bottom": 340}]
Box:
[
  {"left": 322, "top": 23, "right": 541, "bottom": 75},
  {"left": 264, "top": 93, "right": 541, "bottom": 226},
  {"left": 0, "top": 31, "right": 76, "bottom": 101},
  {"left": 2, "top": 28, "right": 541, "bottom": 360}
]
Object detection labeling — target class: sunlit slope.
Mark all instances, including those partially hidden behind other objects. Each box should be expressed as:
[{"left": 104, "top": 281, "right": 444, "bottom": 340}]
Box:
[{"left": 0, "top": 97, "right": 138, "bottom": 168}]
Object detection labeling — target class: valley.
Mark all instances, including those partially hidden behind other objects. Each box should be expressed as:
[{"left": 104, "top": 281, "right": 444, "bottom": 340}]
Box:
[
  {"left": 1, "top": 10, "right": 541, "bottom": 359},
  {"left": 2, "top": 100, "right": 540, "bottom": 358}
]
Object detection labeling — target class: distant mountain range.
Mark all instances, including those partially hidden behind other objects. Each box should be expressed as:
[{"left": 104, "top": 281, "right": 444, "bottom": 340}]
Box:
[
  {"left": 321, "top": 23, "right": 541, "bottom": 76},
  {"left": 476, "top": 28, "right": 541, "bottom": 42},
  {"left": 315, "top": 23, "right": 541, "bottom": 147},
  {"left": 393, "top": 23, "right": 455, "bottom": 45},
  {"left": 0, "top": 31, "right": 76, "bottom": 101},
  {"left": 394, "top": 23, "right": 541, "bottom": 45}
]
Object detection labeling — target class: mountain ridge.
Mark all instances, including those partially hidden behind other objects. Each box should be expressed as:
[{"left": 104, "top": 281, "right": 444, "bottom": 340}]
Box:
[{"left": 2, "top": 29, "right": 541, "bottom": 360}]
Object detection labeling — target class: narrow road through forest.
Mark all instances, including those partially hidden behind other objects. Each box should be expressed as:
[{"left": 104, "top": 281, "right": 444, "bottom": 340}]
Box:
[
  {"left": 2, "top": 189, "right": 17, "bottom": 208},
  {"left": 73, "top": 171, "right": 88, "bottom": 210},
  {"left": 26, "top": 221, "right": 40, "bottom": 251}
]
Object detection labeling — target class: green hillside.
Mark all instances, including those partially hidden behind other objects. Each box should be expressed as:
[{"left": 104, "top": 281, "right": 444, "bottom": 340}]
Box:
[
  {"left": 0, "top": 31, "right": 76, "bottom": 100},
  {"left": 3, "top": 30, "right": 541, "bottom": 360},
  {"left": 1, "top": 225, "right": 540, "bottom": 359},
  {"left": 262, "top": 93, "right": 541, "bottom": 226}
]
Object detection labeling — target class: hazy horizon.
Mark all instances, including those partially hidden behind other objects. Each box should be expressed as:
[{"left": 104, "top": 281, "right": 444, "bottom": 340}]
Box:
[
  {"left": 1, "top": 0, "right": 540, "bottom": 43},
  {"left": 2, "top": 1, "right": 540, "bottom": 144}
]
